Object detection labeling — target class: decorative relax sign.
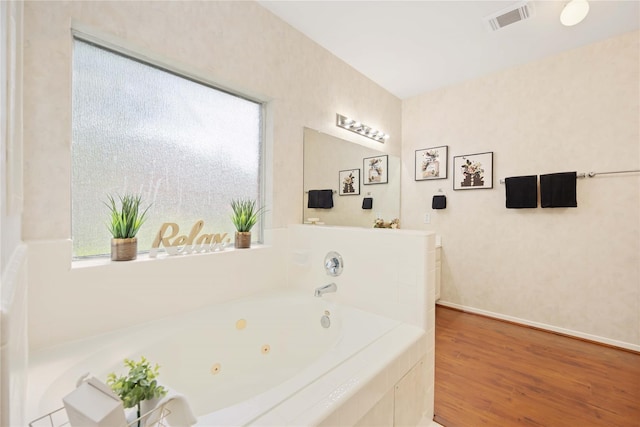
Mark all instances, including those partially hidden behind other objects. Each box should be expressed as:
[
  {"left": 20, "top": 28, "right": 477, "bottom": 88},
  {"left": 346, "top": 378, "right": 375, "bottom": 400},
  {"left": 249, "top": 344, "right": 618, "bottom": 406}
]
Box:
[{"left": 149, "top": 220, "right": 230, "bottom": 257}]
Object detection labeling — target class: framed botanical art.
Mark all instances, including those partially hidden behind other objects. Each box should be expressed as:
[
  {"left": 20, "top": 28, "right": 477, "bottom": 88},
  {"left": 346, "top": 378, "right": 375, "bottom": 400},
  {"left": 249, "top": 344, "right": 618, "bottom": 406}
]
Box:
[
  {"left": 453, "top": 152, "right": 493, "bottom": 190},
  {"left": 338, "top": 169, "right": 360, "bottom": 195},
  {"left": 363, "top": 155, "right": 388, "bottom": 185},
  {"left": 415, "top": 146, "right": 448, "bottom": 181}
]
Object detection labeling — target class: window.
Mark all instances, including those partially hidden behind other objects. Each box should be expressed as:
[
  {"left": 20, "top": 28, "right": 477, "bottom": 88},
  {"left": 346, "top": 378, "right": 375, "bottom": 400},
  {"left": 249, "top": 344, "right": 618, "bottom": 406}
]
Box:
[{"left": 72, "top": 38, "right": 262, "bottom": 258}]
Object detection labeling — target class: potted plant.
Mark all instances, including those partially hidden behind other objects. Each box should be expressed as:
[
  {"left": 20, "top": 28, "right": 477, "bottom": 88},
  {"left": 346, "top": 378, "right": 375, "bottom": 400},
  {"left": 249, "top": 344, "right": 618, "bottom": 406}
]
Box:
[
  {"left": 105, "top": 193, "right": 150, "bottom": 261},
  {"left": 106, "top": 356, "right": 168, "bottom": 427},
  {"left": 230, "top": 198, "right": 266, "bottom": 249}
]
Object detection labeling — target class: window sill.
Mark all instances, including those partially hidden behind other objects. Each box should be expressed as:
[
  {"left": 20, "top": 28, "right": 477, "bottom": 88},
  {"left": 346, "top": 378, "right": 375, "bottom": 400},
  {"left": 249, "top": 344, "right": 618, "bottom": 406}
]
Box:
[{"left": 71, "top": 244, "right": 270, "bottom": 270}]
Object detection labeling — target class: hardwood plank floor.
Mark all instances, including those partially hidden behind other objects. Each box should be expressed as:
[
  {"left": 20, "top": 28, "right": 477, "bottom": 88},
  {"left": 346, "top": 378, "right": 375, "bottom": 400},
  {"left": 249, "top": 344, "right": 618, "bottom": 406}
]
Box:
[{"left": 434, "top": 306, "right": 640, "bottom": 427}]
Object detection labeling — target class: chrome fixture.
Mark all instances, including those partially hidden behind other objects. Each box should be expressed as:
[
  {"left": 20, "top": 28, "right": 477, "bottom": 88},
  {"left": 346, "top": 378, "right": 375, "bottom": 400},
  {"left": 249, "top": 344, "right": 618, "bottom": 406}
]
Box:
[
  {"left": 314, "top": 282, "right": 337, "bottom": 297},
  {"left": 336, "top": 113, "right": 389, "bottom": 143},
  {"left": 324, "top": 251, "right": 343, "bottom": 276},
  {"left": 320, "top": 310, "right": 331, "bottom": 328},
  {"left": 320, "top": 315, "right": 331, "bottom": 328}
]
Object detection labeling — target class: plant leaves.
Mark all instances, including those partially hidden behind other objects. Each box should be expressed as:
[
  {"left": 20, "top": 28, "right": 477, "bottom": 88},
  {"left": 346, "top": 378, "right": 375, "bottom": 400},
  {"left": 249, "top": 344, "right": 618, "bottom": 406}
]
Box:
[
  {"left": 105, "top": 356, "right": 167, "bottom": 408},
  {"left": 104, "top": 194, "right": 151, "bottom": 239}
]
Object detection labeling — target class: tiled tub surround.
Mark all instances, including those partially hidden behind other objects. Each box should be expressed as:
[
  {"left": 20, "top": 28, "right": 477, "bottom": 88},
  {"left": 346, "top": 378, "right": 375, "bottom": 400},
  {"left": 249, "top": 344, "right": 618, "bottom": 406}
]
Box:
[
  {"left": 25, "top": 225, "right": 435, "bottom": 426},
  {"left": 27, "top": 290, "right": 427, "bottom": 426},
  {"left": 27, "top": 231, "right": 290, "bottom": 351},
  {"left": 287, "top": 225, "right": 436, "bottom": 332},
  {"left": 287, "top": 225, "right": 436, "bottom": 425},
  {"left": 0, "top": 244, "right": 29, "bottom": 427}
]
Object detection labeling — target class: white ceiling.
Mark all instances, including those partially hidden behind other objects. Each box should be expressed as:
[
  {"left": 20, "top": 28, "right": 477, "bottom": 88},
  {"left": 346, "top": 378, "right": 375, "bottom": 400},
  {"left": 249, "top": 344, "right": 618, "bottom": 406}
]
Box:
[{"left": 258, "top": 0, "right": 640, "bottom": 99}]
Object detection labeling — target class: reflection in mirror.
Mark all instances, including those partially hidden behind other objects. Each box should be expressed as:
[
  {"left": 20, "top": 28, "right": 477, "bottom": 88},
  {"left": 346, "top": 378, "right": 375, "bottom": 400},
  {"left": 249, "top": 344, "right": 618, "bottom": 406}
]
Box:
[{"left": 303, "top": 128, "right": 400, "bottom": 228}]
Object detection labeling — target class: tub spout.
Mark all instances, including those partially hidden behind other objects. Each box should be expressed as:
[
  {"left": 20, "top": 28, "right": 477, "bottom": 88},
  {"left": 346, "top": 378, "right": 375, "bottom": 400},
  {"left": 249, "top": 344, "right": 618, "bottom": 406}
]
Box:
[{"left": 314, "top": 283, "right": 337, "bottom": 297}]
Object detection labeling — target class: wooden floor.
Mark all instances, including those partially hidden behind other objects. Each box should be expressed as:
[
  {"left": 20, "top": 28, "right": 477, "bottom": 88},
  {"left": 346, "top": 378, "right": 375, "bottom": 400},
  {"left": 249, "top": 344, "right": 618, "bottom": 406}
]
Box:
[{"left": 434, "top": 306, "right": 640, "bottom": 427}]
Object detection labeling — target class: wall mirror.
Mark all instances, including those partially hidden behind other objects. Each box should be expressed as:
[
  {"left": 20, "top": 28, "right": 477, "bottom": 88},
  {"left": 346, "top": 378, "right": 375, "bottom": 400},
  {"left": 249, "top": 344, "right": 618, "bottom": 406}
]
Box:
[{"left": 303, "top": 127, "right": 400, "bottom": 227}]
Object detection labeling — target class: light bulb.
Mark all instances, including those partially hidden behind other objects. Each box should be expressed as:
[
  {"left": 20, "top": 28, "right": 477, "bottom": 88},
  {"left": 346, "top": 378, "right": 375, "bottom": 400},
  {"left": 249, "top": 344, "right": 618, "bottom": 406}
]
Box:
[{"left": 560, "top": 0, "right": 589, "bottom": 26}]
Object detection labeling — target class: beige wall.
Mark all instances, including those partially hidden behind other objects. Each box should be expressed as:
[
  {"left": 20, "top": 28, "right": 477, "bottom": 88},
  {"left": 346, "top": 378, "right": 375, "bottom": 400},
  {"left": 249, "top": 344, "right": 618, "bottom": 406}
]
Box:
[
  {"left": 402, "top": 30, "right": 640, "bottom": 349},
  {"left": 23, "top": 0, "right": 401, "bottom": 240},
  {"left": 22, "top": 1, "right": 401, "bottom": 349}
]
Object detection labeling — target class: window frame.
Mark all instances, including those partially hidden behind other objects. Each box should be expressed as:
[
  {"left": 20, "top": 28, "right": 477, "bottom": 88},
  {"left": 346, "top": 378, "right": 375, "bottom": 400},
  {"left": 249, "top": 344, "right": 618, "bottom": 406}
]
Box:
[{"left": 71, "top": 30, "right": 266, "bottom": 258}]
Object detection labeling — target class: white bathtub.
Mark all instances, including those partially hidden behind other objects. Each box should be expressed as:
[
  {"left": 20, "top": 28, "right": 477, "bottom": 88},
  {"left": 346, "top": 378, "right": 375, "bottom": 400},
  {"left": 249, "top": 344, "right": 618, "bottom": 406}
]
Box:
[{"left": 27, "top": 290, "right": 427, "bottom": 426}]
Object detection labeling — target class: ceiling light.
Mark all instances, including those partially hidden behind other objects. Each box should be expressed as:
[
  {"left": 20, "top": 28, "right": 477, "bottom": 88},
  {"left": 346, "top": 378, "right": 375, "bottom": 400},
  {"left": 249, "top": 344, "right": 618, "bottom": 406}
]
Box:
[
  {"left": 560, "top": 0, "right": 589, "bottom": 26},
  {"left": 342, "top": 117, "right": 354, "bottom": 127},
  {"left": 336, "top": 113, "right": 388, "bottom": 143}
]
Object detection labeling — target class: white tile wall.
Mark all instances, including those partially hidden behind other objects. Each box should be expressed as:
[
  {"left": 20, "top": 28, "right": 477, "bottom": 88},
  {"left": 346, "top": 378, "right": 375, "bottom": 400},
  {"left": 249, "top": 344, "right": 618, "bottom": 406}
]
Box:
[
  {"left": 1, "top": 244, "right": 28, "bottom": 427},
  {"left": 287, "top": 225, "right": 436, "bottom": 425},
  {"left": 394, "top": 358, "right": 429, "bottom": 427},
  {"left": 287, "top": 225, "right": 435, "bottom": 331},
  {"left": 353, "top": 388, "right": 394, "bottom": 427},
  {"left": 27, "top": 228, "right": 290, "bottom": 350}
]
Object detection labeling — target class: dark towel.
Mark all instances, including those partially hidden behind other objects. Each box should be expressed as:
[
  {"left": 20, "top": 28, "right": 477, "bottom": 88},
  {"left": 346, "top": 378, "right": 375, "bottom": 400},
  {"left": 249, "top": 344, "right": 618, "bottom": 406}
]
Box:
[
  {"left": 540, "top": 172, "right": 577, "bottom": 208},
  {"left": 307, "top": 189, "right": 334, "bottom": 209},
  {"left": 432, "top": 195, "right": 447, "bottom": 209},
  {"left": 362, "top": 197, "right": 373, "bottom": 209},
  {"left": 505, "top": 175, "right": 538, "bottom": 208}
]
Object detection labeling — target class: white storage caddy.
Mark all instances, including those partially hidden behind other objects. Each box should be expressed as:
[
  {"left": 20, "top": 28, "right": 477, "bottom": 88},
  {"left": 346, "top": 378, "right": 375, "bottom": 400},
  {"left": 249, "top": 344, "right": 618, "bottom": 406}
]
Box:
[
  {"left": 62, "top": 377, "right": 127, "bottom": 427},
  {"left": 28, "top": 377, "right": 171, "bottom": 427}
]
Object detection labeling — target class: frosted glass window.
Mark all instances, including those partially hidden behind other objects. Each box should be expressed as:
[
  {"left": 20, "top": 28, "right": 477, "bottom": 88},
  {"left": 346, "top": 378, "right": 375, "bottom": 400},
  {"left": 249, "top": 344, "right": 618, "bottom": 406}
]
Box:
[{"left": 72, "top": 39, "right": 262, "bottom": 258}]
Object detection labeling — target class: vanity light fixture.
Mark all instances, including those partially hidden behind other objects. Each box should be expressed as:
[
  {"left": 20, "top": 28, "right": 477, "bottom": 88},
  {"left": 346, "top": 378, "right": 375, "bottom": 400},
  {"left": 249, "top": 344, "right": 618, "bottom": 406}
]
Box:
[
  {"left": 560, "top": 0, "right": 589, "bottom": 26},
  {"left": 336, "top": 113, "right": 389, "bottom": 143}
]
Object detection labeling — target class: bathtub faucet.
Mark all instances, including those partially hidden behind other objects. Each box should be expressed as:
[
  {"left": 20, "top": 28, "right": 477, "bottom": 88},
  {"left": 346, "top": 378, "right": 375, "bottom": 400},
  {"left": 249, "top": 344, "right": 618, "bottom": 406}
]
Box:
[{"left": 314, "top": 282, "right": 337, "bottom": 297}]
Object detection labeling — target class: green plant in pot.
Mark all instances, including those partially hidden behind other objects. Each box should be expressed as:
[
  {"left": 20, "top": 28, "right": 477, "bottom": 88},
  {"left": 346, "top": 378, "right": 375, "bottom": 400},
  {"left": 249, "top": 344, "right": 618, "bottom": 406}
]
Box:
[
  {"left": 230, "top": 198, "right": 266, "bottom": 249},
  {"left": 107, "top": 356, "right": 167, "bottom": 427},
  {"left": 105, "top": 193, "right": 150, "bottom": 261}
]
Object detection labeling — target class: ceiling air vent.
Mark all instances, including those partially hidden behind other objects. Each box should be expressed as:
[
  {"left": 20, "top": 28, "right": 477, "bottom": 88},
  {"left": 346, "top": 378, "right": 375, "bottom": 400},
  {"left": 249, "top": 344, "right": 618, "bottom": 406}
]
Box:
[{"left": 484, "top": 1, "right": 534, "bottom": 31}]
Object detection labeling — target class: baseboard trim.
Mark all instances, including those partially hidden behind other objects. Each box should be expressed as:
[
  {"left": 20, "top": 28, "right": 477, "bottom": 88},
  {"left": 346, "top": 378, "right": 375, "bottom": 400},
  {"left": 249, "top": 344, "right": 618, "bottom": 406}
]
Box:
[{"left": 436, "top": 300, "right": 640, "bottom": 354}]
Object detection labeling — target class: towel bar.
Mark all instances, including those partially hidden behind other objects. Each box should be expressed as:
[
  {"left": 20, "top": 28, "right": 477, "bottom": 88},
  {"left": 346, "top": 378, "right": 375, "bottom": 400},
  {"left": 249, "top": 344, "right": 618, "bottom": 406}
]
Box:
[{"left": 499, "top": 169, "right": 640, "bottom": 184}]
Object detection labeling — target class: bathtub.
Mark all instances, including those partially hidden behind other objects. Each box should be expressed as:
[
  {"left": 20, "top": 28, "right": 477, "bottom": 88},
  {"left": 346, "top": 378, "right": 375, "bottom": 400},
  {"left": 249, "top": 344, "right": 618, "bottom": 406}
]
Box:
[{"left": 27, "top": 290, "right": 428, "bottom": 426}]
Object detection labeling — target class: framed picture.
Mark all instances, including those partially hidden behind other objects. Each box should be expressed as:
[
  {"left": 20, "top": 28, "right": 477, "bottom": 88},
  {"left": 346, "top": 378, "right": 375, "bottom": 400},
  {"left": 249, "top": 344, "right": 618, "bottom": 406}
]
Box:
[
  {"left": 453, "top": 152, "right": 493, "bottom": 190},
  {"left": 363, "top": 155, "right": 388, "bottom": 185},
  {"left": 415, "top": 146, "right": 448, "bottom": 181},
  {"left": 339, "top": 169, "right": 360, "bottom": 195}
]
